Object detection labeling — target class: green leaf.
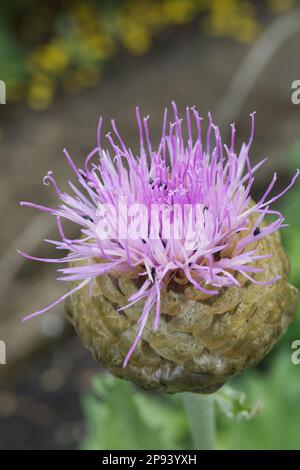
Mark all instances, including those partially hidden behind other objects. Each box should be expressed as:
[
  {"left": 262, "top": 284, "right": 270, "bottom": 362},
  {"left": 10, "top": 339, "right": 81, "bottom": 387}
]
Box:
[
  {"left": 218, "top": 353, "right": 300, "bottom": 449},
  {"left": 80, "top": 373, "right": 190, "bottom": 450},
  {"left": 214, "top": 385, "right": 261, "bottom": 422}
]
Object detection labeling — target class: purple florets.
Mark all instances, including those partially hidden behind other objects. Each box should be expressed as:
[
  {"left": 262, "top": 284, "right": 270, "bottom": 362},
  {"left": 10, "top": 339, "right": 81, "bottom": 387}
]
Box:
[{"left": 20, "top": 102, "right": 299, "bottom": 366}]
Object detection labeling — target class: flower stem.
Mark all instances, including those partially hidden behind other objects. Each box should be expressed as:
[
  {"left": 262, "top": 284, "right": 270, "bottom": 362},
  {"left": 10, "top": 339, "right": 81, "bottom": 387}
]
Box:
[{"left": 182, "top": 393, "right": 215, "bottom": 450}]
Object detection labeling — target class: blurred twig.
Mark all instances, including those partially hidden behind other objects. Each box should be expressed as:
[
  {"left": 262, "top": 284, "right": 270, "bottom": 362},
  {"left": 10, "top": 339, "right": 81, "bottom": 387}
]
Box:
[{"left": 217, "top": 8, "right": 300, "bottom": 124}]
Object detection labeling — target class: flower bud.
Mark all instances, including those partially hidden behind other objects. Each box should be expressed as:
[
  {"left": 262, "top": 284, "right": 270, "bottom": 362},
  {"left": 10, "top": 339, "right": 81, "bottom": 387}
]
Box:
[
  {"left": 66, "top": 229, "right": 297, "bottom": 393},
  {"left": 20, "top": 104, "right": 299, "bottom": 394}
]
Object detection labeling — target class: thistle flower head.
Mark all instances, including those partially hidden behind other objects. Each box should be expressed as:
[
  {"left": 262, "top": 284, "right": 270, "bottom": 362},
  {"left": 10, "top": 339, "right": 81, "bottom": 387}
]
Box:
[{"left": 20, "top": 102, "right": 299, "bottom": 370}]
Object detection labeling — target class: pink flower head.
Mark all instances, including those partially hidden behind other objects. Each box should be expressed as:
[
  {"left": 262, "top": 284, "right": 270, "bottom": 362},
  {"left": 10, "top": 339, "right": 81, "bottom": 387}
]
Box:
[{"left": 20, "top": 102, "right": 299, "bottom": 366}]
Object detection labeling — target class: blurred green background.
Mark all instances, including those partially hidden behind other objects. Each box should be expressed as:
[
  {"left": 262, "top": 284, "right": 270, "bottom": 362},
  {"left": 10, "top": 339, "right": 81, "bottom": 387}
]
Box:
[{"left": 0, "top": 0, "right": 300, "bottom": 450}]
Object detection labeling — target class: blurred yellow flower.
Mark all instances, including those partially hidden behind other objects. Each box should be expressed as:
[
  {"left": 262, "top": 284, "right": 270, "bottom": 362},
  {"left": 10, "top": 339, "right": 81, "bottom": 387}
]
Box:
[
  {"left": 163, "top": 0, "right": 197, "bottom": 24},
  {"left": 141, "top": 2, "right": 168, "bottom": 31},
  {"left": 62, "top": 66, "right": 100, "bottom": 93},
  {"left": 81, "top": 34, "right": 115, "bottom": 60},
  {"left": 15, "top": 0, "right": 295, "bottom": 111},
  {"left": 234, "top": 17, "right": 260, "bottom": 43},
  {"left": 26, "top": 75, "right": 55, "bottom": 110},
  {"left": 205, "top": 0, "right": 259, "bottom": 43},
  {"left": 31, "top": 41, "right": 69, "bottom": 74},
  {"left": 121, "top": 21, "right": 151, "bottom": 55},
  {"left": 268, "top": 0, "right": 295, "bottom": 13}
]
